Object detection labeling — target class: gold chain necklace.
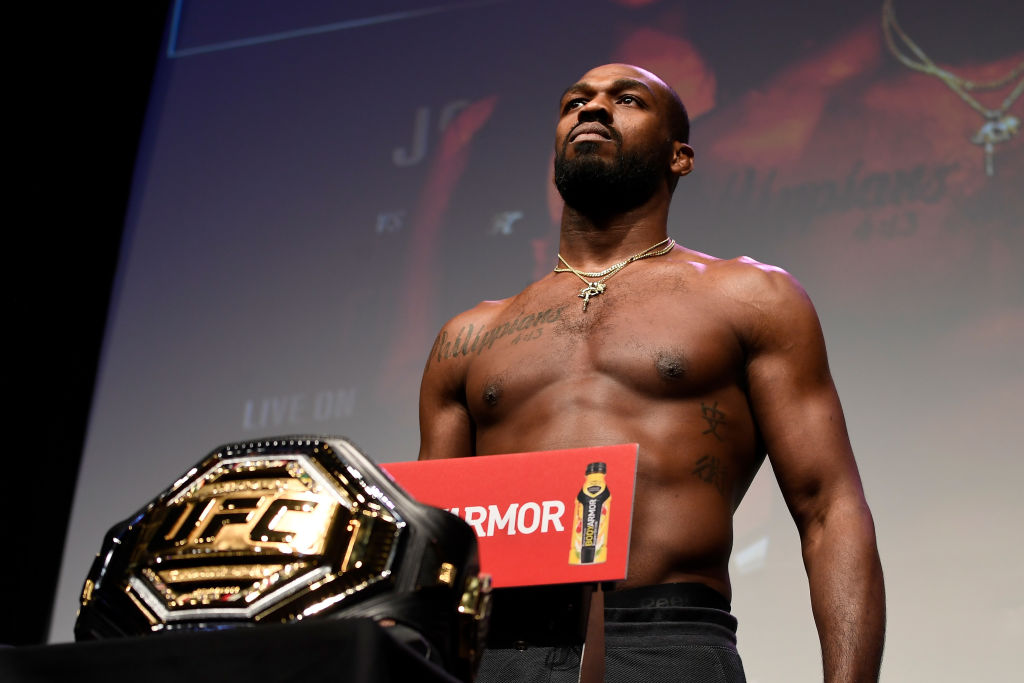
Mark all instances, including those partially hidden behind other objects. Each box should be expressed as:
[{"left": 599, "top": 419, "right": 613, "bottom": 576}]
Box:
[
  {"left": 882, "top": 0, "right": 1023, "bottom": 176},
  {"left": 554, "top": 237, "right": 675, "bottom": 311}
]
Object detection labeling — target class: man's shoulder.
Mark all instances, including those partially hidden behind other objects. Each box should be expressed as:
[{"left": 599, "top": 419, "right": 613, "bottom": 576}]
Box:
[
  {"left": 669, "top": 250, "right": 818, "bottom": 347},
  {"left": 684, "top": 250, "right": 809, "bottom": 309},
  {"left": 427, "top": 297, "right": 515, "bottom": 367},
  {"left": 442, "top": 297, "right": 515, "bottom": 330},
  {"left": 441, "top": 273, "right": 562, "bottom": 328}
]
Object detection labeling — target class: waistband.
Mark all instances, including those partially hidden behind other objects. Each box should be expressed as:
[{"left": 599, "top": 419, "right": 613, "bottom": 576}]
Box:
[
  {"left": 603, "top": 582, "right": 731, "bottom": 612},
  {"left": 602, "top": 583, "right": 738, "bottom": 644},
  {"left": 485, "top": 582, "right": 733, "bottom": 648}
]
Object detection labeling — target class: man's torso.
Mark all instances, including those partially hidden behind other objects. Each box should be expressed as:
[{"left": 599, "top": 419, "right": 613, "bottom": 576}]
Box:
[{"left": 428, "top": 248, "right": 779, "bottom": 598}]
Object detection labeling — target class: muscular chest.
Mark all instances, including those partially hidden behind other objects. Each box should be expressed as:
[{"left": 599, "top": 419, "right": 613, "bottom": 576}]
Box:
[{"left": 462, "top": 275, "right": 748, "bottom": 418}]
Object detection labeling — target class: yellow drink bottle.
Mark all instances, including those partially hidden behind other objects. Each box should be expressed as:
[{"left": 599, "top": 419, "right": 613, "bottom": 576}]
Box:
[{"left": 569, "top": 462, "right": 611, "bottom": 565}]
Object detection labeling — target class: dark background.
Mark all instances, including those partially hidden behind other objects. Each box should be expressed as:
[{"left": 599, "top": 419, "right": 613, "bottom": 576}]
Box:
[{"left": 6, "top": 2, "right": 169, "bottom": 646}]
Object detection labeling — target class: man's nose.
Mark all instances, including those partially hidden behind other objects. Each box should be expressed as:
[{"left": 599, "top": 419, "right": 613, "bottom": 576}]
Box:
[{"left": 578, "top": 96, "right": 612, "bottom": 122}]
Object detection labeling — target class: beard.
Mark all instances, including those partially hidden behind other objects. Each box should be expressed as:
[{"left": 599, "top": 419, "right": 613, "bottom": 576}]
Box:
[{"left": 554, "top": 139, "right": 670, "bottom": 216}]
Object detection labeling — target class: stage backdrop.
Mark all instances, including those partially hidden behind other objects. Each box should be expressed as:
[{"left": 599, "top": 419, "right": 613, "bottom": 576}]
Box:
[{"left": 53, "top": 1, "right": 1022, "bottom": 680}]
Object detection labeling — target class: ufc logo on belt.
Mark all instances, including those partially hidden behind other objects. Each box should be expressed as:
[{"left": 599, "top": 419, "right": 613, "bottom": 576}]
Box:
[{"left": 149, "top": 493, "right": 322, "bottom": 554}]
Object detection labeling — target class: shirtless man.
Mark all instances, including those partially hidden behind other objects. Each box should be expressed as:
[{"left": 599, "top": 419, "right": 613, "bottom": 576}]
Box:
[{"left": 418, "top": 64, "right": 885, "bottom": 682}]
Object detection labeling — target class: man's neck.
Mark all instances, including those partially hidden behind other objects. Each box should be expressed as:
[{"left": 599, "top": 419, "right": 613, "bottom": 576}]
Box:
[{"left": 557, "top": 201, "right": 672, "bottom": 271}]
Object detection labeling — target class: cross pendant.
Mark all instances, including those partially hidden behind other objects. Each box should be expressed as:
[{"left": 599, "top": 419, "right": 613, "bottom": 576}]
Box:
[
  {"left": 971, "top": 114, "right": 1020, "bottom": 178},
  {"left": 578, "top": 282, "right": 605, "bottom": 311}
]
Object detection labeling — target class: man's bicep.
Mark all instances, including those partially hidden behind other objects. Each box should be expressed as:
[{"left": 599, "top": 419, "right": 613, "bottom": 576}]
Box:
[
  {"left": 417, "top": 353, "right": 474, "bottom": 461},
  {"left": 745, "top": 278, "right": 865, "bottom": 528}
]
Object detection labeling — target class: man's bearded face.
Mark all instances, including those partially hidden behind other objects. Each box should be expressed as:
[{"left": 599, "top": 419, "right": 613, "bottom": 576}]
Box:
[{"left": 554, "top": 135, "right": 671, "bottom": 216}]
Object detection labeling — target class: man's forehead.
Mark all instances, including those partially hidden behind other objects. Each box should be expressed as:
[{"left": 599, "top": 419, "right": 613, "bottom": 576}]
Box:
[{"left": 564, "top": 64, "right": 667, "bottom": 98}]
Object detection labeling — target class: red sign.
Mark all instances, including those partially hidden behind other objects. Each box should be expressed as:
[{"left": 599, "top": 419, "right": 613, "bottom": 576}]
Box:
[{"left": 382, "top": 444, "right": 637, "bottom": 587}]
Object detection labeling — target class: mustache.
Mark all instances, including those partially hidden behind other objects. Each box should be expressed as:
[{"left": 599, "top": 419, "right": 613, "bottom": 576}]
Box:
[{"left": 562, "top": 122, "right": 622, "bottom": 154}]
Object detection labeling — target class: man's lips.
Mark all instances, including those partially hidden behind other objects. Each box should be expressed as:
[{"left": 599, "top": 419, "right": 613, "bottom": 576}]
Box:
[{"left": 569, "top": 122, "right": 613, "bottom": 143}]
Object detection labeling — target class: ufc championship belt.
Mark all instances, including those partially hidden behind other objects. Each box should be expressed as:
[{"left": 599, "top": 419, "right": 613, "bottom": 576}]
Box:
[{"left": 75, "top": 436, "right": 490, "bottom": 682}]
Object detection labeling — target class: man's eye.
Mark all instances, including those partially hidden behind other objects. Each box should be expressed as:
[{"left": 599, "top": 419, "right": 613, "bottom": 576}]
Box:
[
  {"left": 567, "top": 98, "right": 586, "bottom": 109},
  {"left": 620, "top": 95, "right": 639, "bottom": 105}
]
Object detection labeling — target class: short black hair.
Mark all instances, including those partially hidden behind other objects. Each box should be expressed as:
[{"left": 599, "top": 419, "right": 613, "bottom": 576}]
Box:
[{"left": 663, "top": 84, "right": 690, "bottom": 144}]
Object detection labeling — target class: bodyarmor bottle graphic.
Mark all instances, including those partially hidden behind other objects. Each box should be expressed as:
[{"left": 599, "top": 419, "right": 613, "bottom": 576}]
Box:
[{"left": 569, "top": 462, "right": 610, "bottom": 565}]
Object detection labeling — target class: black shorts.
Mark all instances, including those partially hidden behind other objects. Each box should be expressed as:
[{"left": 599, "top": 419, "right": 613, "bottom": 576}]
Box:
[{"left": 478, "top": 583, "right": 747, "bottom": 683}]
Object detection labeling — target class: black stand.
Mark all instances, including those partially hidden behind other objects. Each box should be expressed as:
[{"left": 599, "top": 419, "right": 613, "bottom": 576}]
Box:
[{"left": 0, "top": 618, "right": 460, "bottom": 683}]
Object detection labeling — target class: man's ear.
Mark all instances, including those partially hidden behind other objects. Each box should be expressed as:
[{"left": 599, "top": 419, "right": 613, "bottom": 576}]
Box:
[{"left": 670, "top": 142, "right": 694, "bottom": 177}]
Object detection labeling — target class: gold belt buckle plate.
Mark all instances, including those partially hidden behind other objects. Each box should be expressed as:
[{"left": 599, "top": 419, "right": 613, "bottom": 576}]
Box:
[{"left": 80, "top": 438, "right": 405, "bottom": 629}]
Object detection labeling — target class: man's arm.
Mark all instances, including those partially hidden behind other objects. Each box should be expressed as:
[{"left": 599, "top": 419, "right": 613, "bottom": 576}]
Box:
[
  {"left": 418, "top": 318, "right": 476, "bottom": 461},
  {"left": 742, "top": 263, "right": 885, "bottom": 682}
]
